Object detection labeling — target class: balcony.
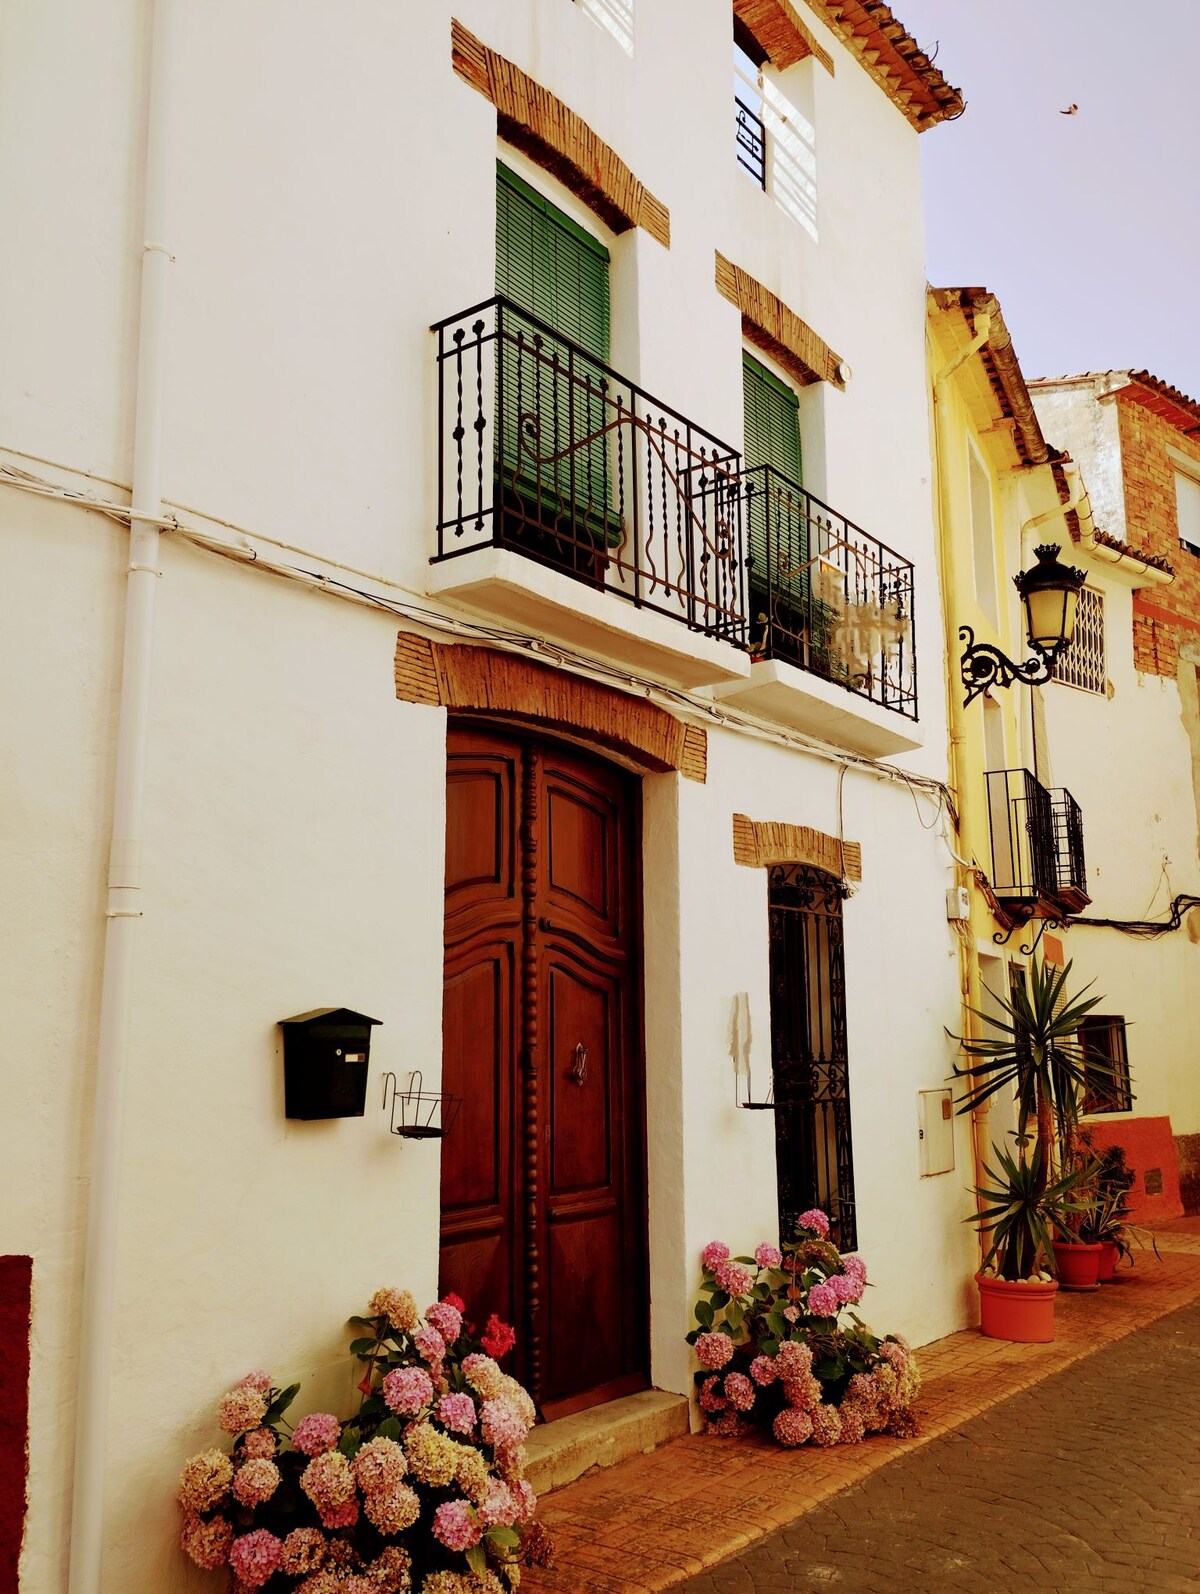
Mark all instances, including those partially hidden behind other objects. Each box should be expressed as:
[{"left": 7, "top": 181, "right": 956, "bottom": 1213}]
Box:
[
  {"left": 985, "top": 768, "right": 1090, "bottom": 918},
  {"left": 429, "top": 296, "right": 751, "bottom": 689},
  {"left": 715, "top": 466, "right": 921, "bottom": 757}
]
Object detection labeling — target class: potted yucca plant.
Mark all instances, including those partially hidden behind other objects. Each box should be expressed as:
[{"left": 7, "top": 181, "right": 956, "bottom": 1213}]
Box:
[{"left": 952, "top": 958, "right": 1117, "bottom": 1336}]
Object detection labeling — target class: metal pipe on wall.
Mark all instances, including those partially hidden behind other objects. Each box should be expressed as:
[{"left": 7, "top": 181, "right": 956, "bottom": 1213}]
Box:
[{"left": 68, "top": 1, "right": 176, "bottom": 1587}]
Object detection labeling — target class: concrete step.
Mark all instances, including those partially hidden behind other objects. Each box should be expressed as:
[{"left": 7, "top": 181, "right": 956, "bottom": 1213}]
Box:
[{"left": 526, "top": 1389, "right": 691, "bottom": 1496}]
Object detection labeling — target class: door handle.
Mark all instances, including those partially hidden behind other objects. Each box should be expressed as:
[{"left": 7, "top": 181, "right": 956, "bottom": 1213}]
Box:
[{"left": 570, "top": 1043, "right": 588, "bottom": 1086}]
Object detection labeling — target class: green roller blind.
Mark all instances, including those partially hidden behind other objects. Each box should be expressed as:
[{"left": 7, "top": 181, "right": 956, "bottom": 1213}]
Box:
[
  {"left": 496, "top": 164, "right": 610, "bottom": 360},
  {"left": 743, "top": 353, "right": 803, "bottom": 606},
  {"left": 495, "top": 164, "right": 614, "bottom": 539},
  {"left": 743, "top": 351, "right": 801, "bottom": 481}
]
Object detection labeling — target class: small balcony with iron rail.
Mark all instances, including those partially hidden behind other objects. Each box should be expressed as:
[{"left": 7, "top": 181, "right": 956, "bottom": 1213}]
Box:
[
  {"left": 715, "top": 465, "right": 922, "bottom": 757},
  {"left": 985, "top": 768, "right": 1090, "bottom": 922},
  {"left": 429, "top": 296, "right": 752, "bottom": 690}
]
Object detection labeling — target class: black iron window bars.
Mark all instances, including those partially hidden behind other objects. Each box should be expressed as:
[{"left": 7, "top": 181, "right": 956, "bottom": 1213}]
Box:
[
  {"left": 735, "top": 94, "right": 767, "bottom": 188},
  {"left": 985, "top": 768, "right": 1088, "bottom": 911}
]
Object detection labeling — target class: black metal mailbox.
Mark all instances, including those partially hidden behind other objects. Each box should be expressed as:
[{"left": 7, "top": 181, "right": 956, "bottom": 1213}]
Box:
[{"left": 280, "top": 1008, "right": 380, "bottom": 1120}]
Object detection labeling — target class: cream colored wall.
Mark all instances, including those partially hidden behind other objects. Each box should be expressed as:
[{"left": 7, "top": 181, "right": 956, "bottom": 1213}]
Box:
[{"left": 2, "top": 2, "right": 963, "bottom": 1586}]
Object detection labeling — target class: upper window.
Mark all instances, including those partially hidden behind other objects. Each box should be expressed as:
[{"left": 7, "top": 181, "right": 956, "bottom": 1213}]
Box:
[
  {"left": 1053, "top": 587, "right": 1106, "bottom": 694},
  {"left": 574, "top": 0, "right": 634, "bottom": 56},
  {"left": 1175, "top": 468, "right": 1200, "bottom": 557},
  {"left": 734, "top": 35, "right": 767, "bottom": 189},
  {"left": 1079, "top": 1016, "right": 1133, "bottom": 1115}
]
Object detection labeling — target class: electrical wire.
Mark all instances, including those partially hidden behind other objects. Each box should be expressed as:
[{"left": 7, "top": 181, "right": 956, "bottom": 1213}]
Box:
[
  {"left": 0, "top": 452, "right": 961, "bottom": 828},
  {"left": 1068, "top": 894, "right": 1200, "bottom": 939}
]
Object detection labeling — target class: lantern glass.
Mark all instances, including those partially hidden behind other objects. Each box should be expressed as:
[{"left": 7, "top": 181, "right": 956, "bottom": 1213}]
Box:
[{"left": 1024, "top": 583, "right": 1079, "bottom": 653}]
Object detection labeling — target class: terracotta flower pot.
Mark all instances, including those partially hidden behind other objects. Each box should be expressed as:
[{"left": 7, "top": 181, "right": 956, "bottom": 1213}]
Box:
[
  {"left": 976, "top": 1272, "right": 1058, "bottom": 1343},
  {"left": 1096, "top": 1240, "right": 1120, "bottom": 1282},
  {"left": 1052, "top": 1240, "right": 1103, "bottom": 1291}
]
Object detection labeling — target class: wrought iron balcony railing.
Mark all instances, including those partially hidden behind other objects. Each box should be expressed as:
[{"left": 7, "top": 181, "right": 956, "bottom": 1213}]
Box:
[
  {"left": 986, "top": 768, "right": 1088, "bottom": 913},
  {"left": 1049, "top": 786, "right": 1089, "bottom": 908},
  {"left": 741, "top": 464, "right": 918, "bottom": 719},
  {"left": 432, "top": 296, "right": 748, "bottom": 646}
]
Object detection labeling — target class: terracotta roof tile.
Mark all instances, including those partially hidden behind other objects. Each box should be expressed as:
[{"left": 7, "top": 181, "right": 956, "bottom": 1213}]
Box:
[{"left": 803, "top": 0, "right": 965, "bottom": 130}]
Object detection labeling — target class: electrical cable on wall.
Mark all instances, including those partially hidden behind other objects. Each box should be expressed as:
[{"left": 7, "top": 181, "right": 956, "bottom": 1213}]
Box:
[{"left": 1069, "top": 894, "right": 1200, "bottom": 939}]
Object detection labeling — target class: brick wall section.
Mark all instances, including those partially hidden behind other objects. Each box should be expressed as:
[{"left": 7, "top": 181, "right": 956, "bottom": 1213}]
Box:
[{"left": 1118, "top": 396, "right": 1200, "bottom": 678}]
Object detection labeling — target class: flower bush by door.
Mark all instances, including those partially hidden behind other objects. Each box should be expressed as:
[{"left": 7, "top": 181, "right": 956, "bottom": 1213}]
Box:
[
  {"left": 686, "top": 1211, "right": 920, "bottom": 1447},
  {"left": 177, "top": 1290, "right": 553, "bottom": 1592}
]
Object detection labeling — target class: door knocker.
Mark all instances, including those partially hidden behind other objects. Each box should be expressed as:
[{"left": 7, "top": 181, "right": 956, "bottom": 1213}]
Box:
[{"left": 569, "top": 1042, "right": 588, "bottom": 1086}]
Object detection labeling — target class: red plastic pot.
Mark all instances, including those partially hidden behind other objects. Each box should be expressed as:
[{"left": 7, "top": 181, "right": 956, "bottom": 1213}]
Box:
[
  {"left": 976, "top": 1272, "right": 1058, "bottom": 1342},
  {"left": 1052, "top": 1240, "right": 1103, "bottom": 1291},
  {"left": 1096, "top": 1240, "right": 1120, "bottom": 1282}
]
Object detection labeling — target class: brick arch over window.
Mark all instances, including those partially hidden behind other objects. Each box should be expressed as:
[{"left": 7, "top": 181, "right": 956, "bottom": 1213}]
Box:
[
  {"left": 732, "top": 812, "right": 861, "bottom": 880},
  {"left": 395, "top": 634, "right": 707, "bottom": 781}
]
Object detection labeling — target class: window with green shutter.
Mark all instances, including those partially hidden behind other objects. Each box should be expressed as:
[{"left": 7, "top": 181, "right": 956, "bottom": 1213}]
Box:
[
  {"left": 743, "top": 352, "right": 803, "bottom": 619},
  {"left": 495, "top": 164, "right": 615, "bottom": 545}
]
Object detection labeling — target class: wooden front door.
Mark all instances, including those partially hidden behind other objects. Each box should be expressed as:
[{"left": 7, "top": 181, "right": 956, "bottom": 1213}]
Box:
[{"left": 440, "top": 724, "right": 647, "bottom": 1419}]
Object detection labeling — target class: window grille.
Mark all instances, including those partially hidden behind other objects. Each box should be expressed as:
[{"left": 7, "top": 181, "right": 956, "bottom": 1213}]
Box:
[
  {"left": 1053, "top": 586, "right": 1105, "bottom": 694},
  {"left": 1079, "top": 1016, "right": 1133, "bottom": 1115}
]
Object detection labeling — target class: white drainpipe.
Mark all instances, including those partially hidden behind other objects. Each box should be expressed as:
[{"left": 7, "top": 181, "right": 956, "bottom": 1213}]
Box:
[{"left": 68, "top": 1, "right": 176, "bottom": 1588}]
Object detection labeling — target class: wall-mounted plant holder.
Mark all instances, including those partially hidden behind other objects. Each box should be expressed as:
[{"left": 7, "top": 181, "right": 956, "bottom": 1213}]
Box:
[
  {"left": 736, "top": 1068, "right": 776, "bottom": 1111},
  {"left": 382, "top": 1070, "right": 462, "bottom": 1140}
]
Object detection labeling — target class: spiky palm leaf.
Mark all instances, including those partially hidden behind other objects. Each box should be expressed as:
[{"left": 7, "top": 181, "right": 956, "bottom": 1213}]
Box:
[
  {"left": 950, "top": 958, "right": 1118, "bottom": 1139},
  {"left": 972, "top": 1139, "right": 1097, "bottom": 1280}
]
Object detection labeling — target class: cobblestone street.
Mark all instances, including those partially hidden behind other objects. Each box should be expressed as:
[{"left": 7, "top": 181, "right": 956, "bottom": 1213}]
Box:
[{"left": 681, "top": 1297, "right": 1200, "bottom": 1594}]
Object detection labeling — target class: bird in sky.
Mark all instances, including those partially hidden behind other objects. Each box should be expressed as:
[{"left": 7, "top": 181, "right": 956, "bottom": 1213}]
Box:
[{"left": 1060, "top": 103, "right": 1079, "bottom": 115}]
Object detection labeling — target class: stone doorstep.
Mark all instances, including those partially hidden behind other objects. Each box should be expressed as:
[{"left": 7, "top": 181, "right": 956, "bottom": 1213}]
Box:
[{"left": 526, "top": 1389, "right": 691, "bottom": 1496}]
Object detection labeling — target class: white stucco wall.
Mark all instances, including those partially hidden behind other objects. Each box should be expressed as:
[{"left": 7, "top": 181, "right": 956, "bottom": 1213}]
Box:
[{"left": 1, "top": 1, "right": 970, "bottom": 1587}]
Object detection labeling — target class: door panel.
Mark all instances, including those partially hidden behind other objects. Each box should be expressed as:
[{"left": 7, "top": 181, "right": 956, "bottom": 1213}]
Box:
[{"left": 440, "top": 723, "right": 646, "bottom": 1417}]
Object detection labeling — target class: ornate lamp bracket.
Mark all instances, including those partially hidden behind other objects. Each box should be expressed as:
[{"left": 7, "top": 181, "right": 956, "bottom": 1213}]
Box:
[{"left": 959, "top": 625, "right": 1058, "bottom": 707}]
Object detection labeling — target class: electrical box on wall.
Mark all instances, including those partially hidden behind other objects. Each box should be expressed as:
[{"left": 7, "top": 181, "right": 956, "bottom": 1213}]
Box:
[
  {"left": 280, "top": 1008, "right": 380, "bottom": 1120},
  {"left": 918, "top": 1088, "right": 955, "bottom": 1176},
  {"left": 945, "top": 885, "right": 970, "bottom": 921}
]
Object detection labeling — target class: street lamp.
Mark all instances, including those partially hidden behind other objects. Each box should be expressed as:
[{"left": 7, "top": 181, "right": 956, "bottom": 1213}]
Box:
[{"left": 959, "top": 544, "right": 1087, "bottom": 706}]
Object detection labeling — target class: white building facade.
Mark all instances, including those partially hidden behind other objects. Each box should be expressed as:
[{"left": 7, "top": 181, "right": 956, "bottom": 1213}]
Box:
[{"left": 1, "top": 2, "right": 977, "bottom": 1588}]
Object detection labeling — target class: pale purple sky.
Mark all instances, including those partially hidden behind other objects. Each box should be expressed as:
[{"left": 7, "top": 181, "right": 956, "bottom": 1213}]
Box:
[{"left": 894, "top": 0, "right": 1200, "bottom": 396}]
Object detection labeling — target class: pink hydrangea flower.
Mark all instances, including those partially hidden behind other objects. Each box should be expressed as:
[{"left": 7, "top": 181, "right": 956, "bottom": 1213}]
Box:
[
  {"left": 413, "top": 1325, "right": 446, "bottom": 1367},
  {"left": 708, "top": 1410, "right": 749, "bottom": 1438},
  {"left": 319, "top": 1497, "right": 359, "bottom": 1529},
  {"left": 809, "top": 1403, "right": 843, "bottom": 1446},
  {"left": 228, "top": 1529, "right": 282, "bottom": 1588},
  {"left": 843, "top": 1254, "right": 867, "bottom": 1284},
  {"left": 701, "top": 1241, "right": 730, "bottom": 1270},
  {"left": 480, "top": 1397, "right": 527, "bottom": 1450},
  {"left": 353, "top": 1436, "right": 407, "bottom": 1495},
  {"left": 749, "top": 1354, "right": 778, "bottom": 1386},
  {"left": 698, "top": 1375, "right": 727, "bottom": 1413},
  {"left": 754, "top": 1243, "right": 783, "bottom": 1269},
  {"left": 695, "top": 1332, "right": 735, "bottom": 1370},
  {"left": 829, "top": 1273, "right": 860, "bottom": 1304},
  {"left": 232, "top": 1458, "right": 281, "bottom": 1507},
  {"left": 238, "top": 1370, "right": 272, "bottom": 1393},
  {"left": 293, "top": 1412, "right": 342, "bottom": 1456},
  {"left": 300, "top": 1451, "right": 355, "bottom": 1513},
  {"left": 180, "top": 1511, "right": 233, "bottom": 1570},
  {"left": 772, "top": 1408, "right": 813, "bottom": 1447},
  {"left": 241, "top": 1428, "right": 277, "bottom": 1460},
  {"left": 774, "top": 1341, "right": 813, "bottom": 1379},
  {"left": 478, "top": 1478, "right": 520, "bottom": 1528},
  {"left": 426, "top": 1300, "right": 463, "bottom": 1343},
  {"left": 364, "top": 1481, "right": 421, "bottom": 1534},
  {"left": 177, "top": 1448, "right": 234, "bottom": 1513},
  {"left": 513, "top": 1479, "right": 537, "bottom": 1521},
  {"left": 382, "top": 1366, "right": 435, "bottom": 1416},
  {"left": 432, "top": 1499, "right": 482, "bottom": 1552},
  {"left": 714, "top": 1260, "right": 755, "bottom": 1297},
  {"left": 838, "top": 1404, "right": 867, "bottom": 1444},
  {"left": 783, "top": 1304, "right": 801, "bottom": 1323},
  {"left": 436, "top": 1392, "right": 477, "bottom": 1435},
  {"left": 217, "top": 1386, "right": 268, "bottom": 1435},
  {"left": 807, "top": 1282, "right": 839, "bottom": 1317},
  {"left": 783, "top": 1373, "right": 822, "bottom": 1413},
  {"left": 797, "top": 1209, "right": 831, "bottom": 1238},
  {"left": 280, "top": 1528, "right": 328, "bottom": 1576},
  {"left": 724, "top": 1372, "right": 756, "bottom": 1412}
]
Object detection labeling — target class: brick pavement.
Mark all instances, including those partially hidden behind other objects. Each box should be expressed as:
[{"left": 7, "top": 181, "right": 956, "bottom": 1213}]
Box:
[{"left": 524, "top": 1224, "right": 1200, "bottom": 1593}]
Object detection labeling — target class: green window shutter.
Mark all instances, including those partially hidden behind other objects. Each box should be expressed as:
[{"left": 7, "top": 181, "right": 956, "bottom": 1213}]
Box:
[
  {"left": 743, "top": 353, "right": 803, "bottom": 616},
  {"left": 495, "top": 164, "right": 615, "bottom": 539}
]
